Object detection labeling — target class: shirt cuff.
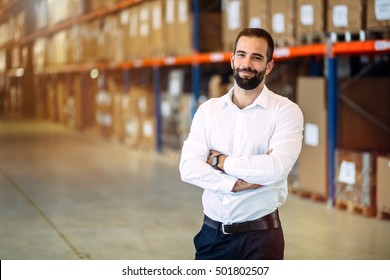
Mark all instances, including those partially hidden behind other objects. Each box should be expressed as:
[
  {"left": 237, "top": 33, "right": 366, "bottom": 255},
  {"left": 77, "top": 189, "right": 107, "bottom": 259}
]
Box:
[
  {"left": 220, "top": 174, "right": 237, "bottom": 193},
  {"left": 223, "top": 155, "right": 235, "bottom": 176}
]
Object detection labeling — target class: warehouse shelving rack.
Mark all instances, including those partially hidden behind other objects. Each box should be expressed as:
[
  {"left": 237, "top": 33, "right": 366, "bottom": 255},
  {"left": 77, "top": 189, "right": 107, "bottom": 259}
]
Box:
[{"left": 1, "top": 0, "right": 390, "bottom": 207}]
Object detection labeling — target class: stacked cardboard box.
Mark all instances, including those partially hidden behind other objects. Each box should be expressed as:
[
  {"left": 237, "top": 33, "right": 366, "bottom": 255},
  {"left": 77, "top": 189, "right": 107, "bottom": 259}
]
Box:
[
  {"left": 222, "top": 0, "right": 247, "bottom": 51},
  {"left": 46, "top": 0, "right": 85, "bottom": 26},
  {"left": 47, "top": 31, "right": 68, "bottom": 65},
  {"left": 95, "top": 87, "right": 114, "bottom": 138},
  {"left": 165, "top": 0, "right": 193, "bottom": 55},
  {"left": 11, "top": 47, "right": 21, "bottom": 69},
  {"left": 66, "top": 26, "right": 85, "bottom": 64},
  {"left": 150, "top": 0, "right": 166, "bottom": 56},
  {"left": 247, "top": 0, "right": 270, "bottom": 31},
  {"left": 327, "top": 0, "right": 365, "bottom": 34},
  {"left": 86, "top": 0, "right": 118, "bottom": 11},
  {"left": 0, "top": 50, "right": 6, "bottom": 72},
  {"left": 270, "top": 0, "right": 295, "bottom": 46},
  {"left": 83, "top": 20, "right": 99, "bottom": 63},
  {"left": 34, "top": 0, "right": 48, "bottom": 30},
  {"left": 56, "top": 79, "right": 68, "bottom": 125},
  {"left": 366, "top": 0, "right": 390, "bottom": 30},
  {"left": 335, "top": 149, "right": 376, "bottom": 216},
  {"left": 33, "top": 76, "right": 46, "bottom": 119},
  {"left": 222, "top": 0, "right": 271, "bottom": 51},
  {"left": 377, "top": 155, "right": 390, "bottom": 217},
  {"left": 14, "top": 11, "right": 25, "bottom": 40},
  {"left": 46, "top": 78, "right": 57, "bottom": 122},
  {"left": 295, "top": 0, "right": 326, "bottom": 43},
  {"left": 121, "top": 3, "right": 149, "bottom": 59},
  {"left": 32, "top": 38, "right": 47, "bottom": 72},
  {"left": 296, "top": 77, "right": 328, "bottom": 199},
  {"left": 71, "top": 75, "right": 85, "bottom": 131},
  {"left": 122, "top": 86, "right": 155, "bottom": 150},
  {"left": 0, "top": 11, "right": 25, "bottom": 45}
]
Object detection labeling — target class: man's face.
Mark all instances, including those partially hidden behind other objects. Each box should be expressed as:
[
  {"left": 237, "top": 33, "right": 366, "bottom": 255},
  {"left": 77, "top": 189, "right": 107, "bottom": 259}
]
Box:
[{"left": 231, "top": 36, "right": 273, "bottom": 90}]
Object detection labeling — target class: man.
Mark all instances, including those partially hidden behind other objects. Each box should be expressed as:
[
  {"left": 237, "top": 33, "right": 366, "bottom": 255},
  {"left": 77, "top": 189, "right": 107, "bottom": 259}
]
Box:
[{"left": 179, "top": 28, "right": 303, "bottom": 260}]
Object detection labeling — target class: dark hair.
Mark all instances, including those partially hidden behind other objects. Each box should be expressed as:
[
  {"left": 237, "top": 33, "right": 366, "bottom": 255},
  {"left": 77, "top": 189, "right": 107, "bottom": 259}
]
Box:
[{"left": 233, "top": 28, "right": 274, "bottom": 62}]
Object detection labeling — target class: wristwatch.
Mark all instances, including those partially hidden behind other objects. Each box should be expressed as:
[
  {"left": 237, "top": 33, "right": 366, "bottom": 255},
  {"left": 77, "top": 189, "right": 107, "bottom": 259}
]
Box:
[{"left": 212, "top": 154, "right": 221, "bottom": 170}]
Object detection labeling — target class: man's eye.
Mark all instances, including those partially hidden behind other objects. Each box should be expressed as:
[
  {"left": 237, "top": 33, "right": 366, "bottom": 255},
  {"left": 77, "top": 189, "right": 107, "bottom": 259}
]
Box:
[{"left": 253, "top": 56, "right": 262, "bottom": 61}]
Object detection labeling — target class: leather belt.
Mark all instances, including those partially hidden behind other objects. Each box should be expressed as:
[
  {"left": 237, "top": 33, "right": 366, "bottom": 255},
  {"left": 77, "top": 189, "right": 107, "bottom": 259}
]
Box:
[{"left": 203, "top": 210, "right": 280, "bottom": 235}]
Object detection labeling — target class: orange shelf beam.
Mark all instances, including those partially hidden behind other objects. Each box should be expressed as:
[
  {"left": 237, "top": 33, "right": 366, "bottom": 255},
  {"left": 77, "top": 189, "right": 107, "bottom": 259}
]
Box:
[
  {"left": 274, "top": 43, "right": 327, "bottom": 59},
  {"left": 3, "top": 0, "right": 144, "bottom": 48},
  {"left": 31, "top": 40, "right": 390, "bottom": 75},
  {"left": 334, "top": 40, "right": 390, "bottom": 55}
]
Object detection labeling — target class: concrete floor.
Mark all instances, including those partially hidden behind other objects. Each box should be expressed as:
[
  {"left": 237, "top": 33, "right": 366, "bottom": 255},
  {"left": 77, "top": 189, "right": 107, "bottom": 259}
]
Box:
[{"left": 1, "top": 117, "right": 389, "bottom": 260}]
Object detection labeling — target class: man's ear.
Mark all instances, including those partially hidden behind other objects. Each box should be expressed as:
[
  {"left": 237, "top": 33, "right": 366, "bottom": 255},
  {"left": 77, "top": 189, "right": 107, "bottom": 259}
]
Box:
[{"left": 266, "top": 60, "right": 274, "bottom": 75}]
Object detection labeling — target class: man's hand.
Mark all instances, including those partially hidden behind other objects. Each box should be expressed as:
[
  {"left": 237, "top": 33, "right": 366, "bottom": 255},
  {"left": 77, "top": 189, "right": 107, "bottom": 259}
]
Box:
[{"left": 232, "top": 179, "right": 262, "bottom": 193}]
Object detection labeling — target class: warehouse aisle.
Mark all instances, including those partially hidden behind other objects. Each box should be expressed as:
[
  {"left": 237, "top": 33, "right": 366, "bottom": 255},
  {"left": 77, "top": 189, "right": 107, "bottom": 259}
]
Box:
[{"left": 0, "top": 118, "right": 389, "bottom": 260}]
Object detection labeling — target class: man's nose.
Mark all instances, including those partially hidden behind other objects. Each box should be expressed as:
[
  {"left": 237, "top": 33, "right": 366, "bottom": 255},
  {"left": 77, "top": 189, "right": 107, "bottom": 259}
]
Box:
[{"left": 242, "top": 55, "right": 252, "bottom": 68}]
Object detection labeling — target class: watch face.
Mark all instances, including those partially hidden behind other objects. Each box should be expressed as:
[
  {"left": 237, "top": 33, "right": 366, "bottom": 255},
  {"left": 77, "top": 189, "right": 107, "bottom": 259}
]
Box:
[{"left": 212, "top": 156, "right": 217, "bottom": 167}]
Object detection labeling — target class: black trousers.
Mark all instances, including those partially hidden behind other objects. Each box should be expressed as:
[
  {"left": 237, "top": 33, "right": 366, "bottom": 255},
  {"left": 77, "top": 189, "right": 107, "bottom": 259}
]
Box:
[{"left": 193, "top": 222, "right": 284, "bottom": 260}]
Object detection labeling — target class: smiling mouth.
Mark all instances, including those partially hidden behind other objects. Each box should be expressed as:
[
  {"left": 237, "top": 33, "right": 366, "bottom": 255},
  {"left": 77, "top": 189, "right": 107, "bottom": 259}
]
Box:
[{"left": 239, "top": 70, "right": 255, "bottom": 78}]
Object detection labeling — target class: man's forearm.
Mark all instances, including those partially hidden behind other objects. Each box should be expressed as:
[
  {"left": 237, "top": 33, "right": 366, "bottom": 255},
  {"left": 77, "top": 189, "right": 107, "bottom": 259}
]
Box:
[{"left": 207, "top": 150, "right": 262, "bottom": 192}]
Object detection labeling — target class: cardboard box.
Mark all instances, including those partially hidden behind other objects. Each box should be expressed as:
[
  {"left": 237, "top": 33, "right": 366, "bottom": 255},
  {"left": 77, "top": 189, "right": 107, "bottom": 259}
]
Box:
[
  {"left": 336, "top": 149, "right": 376, "bottom": 209},
  {"left": 66, "top": 25, "right": 84, "bottom": 64},
  {"left": 122, "top": 6, "right": 143, "bottom": 59},
  {"left": 176, "top": 0, "right": 193, "bottom": 55},
  {"left": 34, "top": 0, "right": 48, "bottom": 30},
  {"left": 165, "top": 0, "right": 193, "bottom": 55},
  {"left": 150, "top": 0, "right": 167, "bottom": 56},
  {"left": 139, "top": 116, "right": 156, "bottom": 150},
  {"left": 296, "top": 77, "right": 328, "bottom": 198},
  {"left": 11, "top": 46, "right": 21, "bottom": 68},
  {"left": 82, "top": 20, "right": 98, "bottom": 63},
  {"left": 327, "top": 0, "right": 364, "bottom": 33},
  {"left": 95, "top": 87, "right": 114, "bottom": 138},
  {"left": 247, "top": 0, "right": 270, "bottom": 31},
  {"left": 296, "top": 0, "right": 326, "bottom": 37},
  {"left": 366, "top": 0, "right": 390, "bottom": 30},
  {"left": 47, "top": 79, "right": 57, "bottom": 122},
  {"left": 72, "top": 75, "right": 85, "bottom": 131},
  {"left": 377, "top": 156, "right": 390, "bottom": 210},
  {"left": 222, "top": 0, "right": 247, "bottom": 51},
  {"left": 270, "top": 0, "right": 295, "bottom": 45},
  {"left": 138, "top": 2, "right": 152, "bottom": 58}
]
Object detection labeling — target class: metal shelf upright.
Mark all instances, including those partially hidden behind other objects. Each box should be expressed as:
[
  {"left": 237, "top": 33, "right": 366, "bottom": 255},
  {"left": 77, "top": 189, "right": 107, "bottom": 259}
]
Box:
[{"left": 326, "top": 42, "right": 339, "bottom": 207}]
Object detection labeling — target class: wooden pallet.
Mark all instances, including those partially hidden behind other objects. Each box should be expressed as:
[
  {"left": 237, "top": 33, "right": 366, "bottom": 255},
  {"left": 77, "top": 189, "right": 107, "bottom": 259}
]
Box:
[
  {"left": 328, "top": 31, "right": 366, "bottom": 42},
  {"left": 335, "top": 199, "right": 376, "bottom": 218},
  {"left": 377, "top": 206, "right": 390, "bottom": 221},
  {"left": 365, "top": 28, "right": 390, "bottom": 40},
  {"left": 290, "top": 187, "right": 327, "bottom": 203},
  {"left": 296, "top": 32, "right": 326, "bottom": 45},
  {"left": 274, "top": 37, "right": 295, "bottom": 48}
]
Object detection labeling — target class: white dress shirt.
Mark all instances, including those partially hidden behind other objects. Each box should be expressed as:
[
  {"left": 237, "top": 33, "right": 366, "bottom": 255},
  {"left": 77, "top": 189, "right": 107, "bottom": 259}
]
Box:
[{"left": 179, "top": 85, "right": 304, "bottom": 224}]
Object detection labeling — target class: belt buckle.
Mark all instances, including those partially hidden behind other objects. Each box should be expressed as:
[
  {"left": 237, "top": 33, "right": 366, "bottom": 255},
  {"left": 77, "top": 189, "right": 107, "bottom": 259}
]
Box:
[{"left": 221, "top": 224, "right": 231, "bottom": 235}]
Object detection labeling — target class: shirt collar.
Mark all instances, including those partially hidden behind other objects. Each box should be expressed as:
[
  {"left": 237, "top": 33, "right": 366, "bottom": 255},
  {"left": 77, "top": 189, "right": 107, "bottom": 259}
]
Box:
[{"left": 224, "top": 85, "right": 271, "bottom": 109}]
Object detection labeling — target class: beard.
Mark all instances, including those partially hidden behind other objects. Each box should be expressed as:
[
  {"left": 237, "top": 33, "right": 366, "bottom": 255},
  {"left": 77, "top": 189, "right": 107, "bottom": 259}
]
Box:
[{"left": 233, "top": 66, "right": 266, "bottom": 90}]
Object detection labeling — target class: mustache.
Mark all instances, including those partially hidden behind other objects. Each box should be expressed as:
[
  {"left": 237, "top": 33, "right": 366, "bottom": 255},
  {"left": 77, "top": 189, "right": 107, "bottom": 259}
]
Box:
[{"left": 237, "top": 67, "right": 258, "bottom": 74}]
